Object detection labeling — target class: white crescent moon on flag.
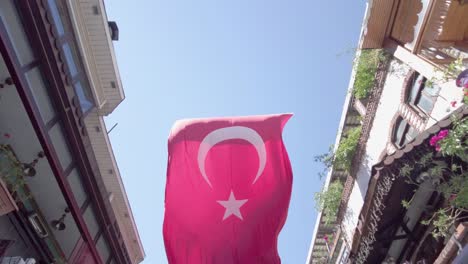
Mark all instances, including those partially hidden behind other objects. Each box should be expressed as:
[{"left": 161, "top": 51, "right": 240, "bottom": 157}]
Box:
[{"left": 197, "top": 126, "right": 266, "bottom": 188}]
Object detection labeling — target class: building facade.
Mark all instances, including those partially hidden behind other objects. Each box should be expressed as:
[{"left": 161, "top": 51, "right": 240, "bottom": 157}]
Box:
[
  {"left": 307, "top": 0, "right": 467, "bottom": 263},
  {"left": 0, "top": 0, "right": 144, "bottom": 263}
]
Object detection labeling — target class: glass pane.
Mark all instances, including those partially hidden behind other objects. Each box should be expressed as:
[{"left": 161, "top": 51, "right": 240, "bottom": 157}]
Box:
[
  {"left": 96, "top": 235, "right": 111, "bottom": 263},
  {"left": 404, "top": 125, "right": 418, "bottom": 145},
  {"left": 67, "top": 169, "right": 88, "bottom": 208},
  {"left": 74, "top": 82, "right": 94, "bottom": 113},
  {"left": 395, "top": 119, "right": 407, "bottom": 147},
  {"left": 48, "top": 122, "right": 73, "bottom": 170},
  {"left": 422, "top": 82, "right": 441, "bottom": 97},
  {"left": 407, "top": 74, "right": 424, "bottom": 104},
  {"left": 83, "top": 205, "right": 100, "bottom": 239},
  {"left": 62, "top": 43, "right": 78, "bottom": 77},
  {"left": 52, "top": 217, "right": 81, "bottom": 259},
  {"left": 47, "top": 0, "right": 65, "bottom": 36},
  {"left": 25, "top": 67, "right": 56, "bottom": 124},
  {"left": 416, "top": 93, "right": 434, "bottom": 113},
  {"left": 0, "top": 0, "right": 34, "bottom": 66}
]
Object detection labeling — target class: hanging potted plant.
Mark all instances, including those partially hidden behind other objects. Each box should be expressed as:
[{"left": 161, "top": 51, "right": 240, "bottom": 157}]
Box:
[
  {"left": 0, "top": 144, "right": 37, "bottom": 214},
  {"left": 0, "top": 144, "right": 20, "bottom": 215}
]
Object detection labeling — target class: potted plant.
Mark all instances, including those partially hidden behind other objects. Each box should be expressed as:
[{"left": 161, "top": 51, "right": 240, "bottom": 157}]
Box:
[{"left": 0, "top": 144, "right": 34, "bottom": 213}]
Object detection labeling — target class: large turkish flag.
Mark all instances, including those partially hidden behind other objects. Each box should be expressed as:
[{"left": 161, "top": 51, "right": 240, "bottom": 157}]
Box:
[{"left": 163, "top": 114, "right": 293, "bottom": 264}]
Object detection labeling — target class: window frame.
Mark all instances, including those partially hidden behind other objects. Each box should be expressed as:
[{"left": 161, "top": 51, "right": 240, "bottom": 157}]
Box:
[
  {"left": 393, "top": 117, "right": 418, "bottom": 149},
  {"left": 46, "top": 0, "right": 95, "bottom": 115},
  {"left": 404, "top": 71, "right": 440, "bottom": 116}
]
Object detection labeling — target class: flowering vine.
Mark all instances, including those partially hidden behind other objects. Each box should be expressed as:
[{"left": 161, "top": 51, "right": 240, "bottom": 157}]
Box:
[{"left": 429, "top": 129, "right": 449, "bottom": 152}]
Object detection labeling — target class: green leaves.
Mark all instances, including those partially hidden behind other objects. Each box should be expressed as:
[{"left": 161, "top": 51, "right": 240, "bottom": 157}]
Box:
[
  {"left": 314, "top": 126, "right": 362, "bottom": 178},
  {"left": 352, "top": 49, "right": 387, "bottom": 99},
  {"left": 334, "top": 126, "right": 362, "bottom": 172},
  {"left": 399, "top": 163, "right": 413, "bottom": 178},
  {"left": 402, "top": 115, "right": 468, "bottom": 239},
  {"left": 401, "top": 199, "right": 411, "bottom": 209},
  {"left": 0, "top": 145, "right": 31, "bottom": 203},
  {"left": 430, "top": 209, "right": 456, "bottom": 239},
  {"left": 438, "top": 117, "right": 468, "bottom": 159},
  {"left": 314, "top": 181, "right": 344, "bottom": 225}
]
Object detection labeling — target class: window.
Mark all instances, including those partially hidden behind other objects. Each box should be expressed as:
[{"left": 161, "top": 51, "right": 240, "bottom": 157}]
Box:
[
  {"left": 25, "top": 67, "right": 56, "bottom": 124},
  {"left": 47, "top": 1, "right": 96, "bottom": 114},
  {"left": 406, "top": 72, "right": 440, "bottom": 115},
  {"left": 49, "top": 122, "right": 73, "bottom": 170},
  {"left": 74, "top": 82, "right": 94, "bottom": 113},
  {"left": 0, "top": 0, "right": 35, "bottom": 66},
  {"left": 96, "top": 235, "right": 111, "bottom": 263},
  {"left": 393, "top": 118, "right": 418, "bottom": 148},
  {"left": 83, "top": 205, "right": 100, "bottom": 240},
  {"left": 62, "top": 43, "right": 78, "bottom": 77},
  {"left": 47, "top": 0, "right": 65, "bottom": 36},
  {"left": 67, "top": 169, "right": 88, "bottom": 208}
]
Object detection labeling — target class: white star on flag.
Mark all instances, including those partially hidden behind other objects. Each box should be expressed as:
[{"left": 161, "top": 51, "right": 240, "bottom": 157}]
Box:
[{"left": 217, "top": 191, "right": 248, "bottom": 220}]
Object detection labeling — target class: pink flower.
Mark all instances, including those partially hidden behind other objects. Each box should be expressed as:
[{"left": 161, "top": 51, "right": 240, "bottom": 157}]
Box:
[
  {"left": 429, "top": 130, "right": 449, "bottom": 151},
  {"left": 437, "top": 129, "right": 449, "bottom": 139},
  {"left": 430, "top": 135, "right": 440, "bottom": 146},
  {"left": 451, "top": 101, "right": 457, "bottom": 107}
]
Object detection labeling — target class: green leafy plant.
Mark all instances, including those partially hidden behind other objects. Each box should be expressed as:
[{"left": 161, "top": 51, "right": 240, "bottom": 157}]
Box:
[
  {"left": 439, "top": 172, "right": 468, "bottom": 209},
  {"left": 442, "top": 57, "right": 464, "bottom": 81},
  {"left": 314, "top": 181, "right": 344, "bottom": 225},
  {"left": 437, "top": 116, "right": 468, "bottom": 160},
  {"left": 352, "top": 49, "right": 387, "bottom": 99},
  {"left": 401, "top": 196, "right": 413, "bottom": 209},
  {"left": 427, "top": 57, "right": 464, "bottom": 88},
  {"left": 421, "top": 208, "right": 466, "bottom": 240},
  {"left": 400, "top": 163, "right": 414, "bottom": 178},
  {"left": 314, "top": 126, "right": 362, "bottom": 177},
  {"left": 314, "top": 145, "right": 335, "bottom": 180},
  {"left": 0, "top": 144, "right": 31, "bottom": 203},
  {"left": 334, "top": 126, "right": 362, "bottom": 172},
  {"left": 401, "top": 115, "right": 468, "bottom": 239}
]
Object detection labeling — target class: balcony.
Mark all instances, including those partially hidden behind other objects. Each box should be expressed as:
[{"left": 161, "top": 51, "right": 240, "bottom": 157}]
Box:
[
  {"left": 418, "top": 0, "right": 468, "bottom": 69},
  {"left": 64, "top": 0, "right": 125, "bottom": 116}
]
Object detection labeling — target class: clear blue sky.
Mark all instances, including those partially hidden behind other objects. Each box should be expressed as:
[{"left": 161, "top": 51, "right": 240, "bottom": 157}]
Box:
[{"left": 104, "top": 1, "right": 366, "bottom": 263}]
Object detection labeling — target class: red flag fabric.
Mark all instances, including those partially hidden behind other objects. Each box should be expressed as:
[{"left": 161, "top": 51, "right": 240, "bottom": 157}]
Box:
[{"left": 163, "top": 114, "right": 293, "bottom": 264}]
